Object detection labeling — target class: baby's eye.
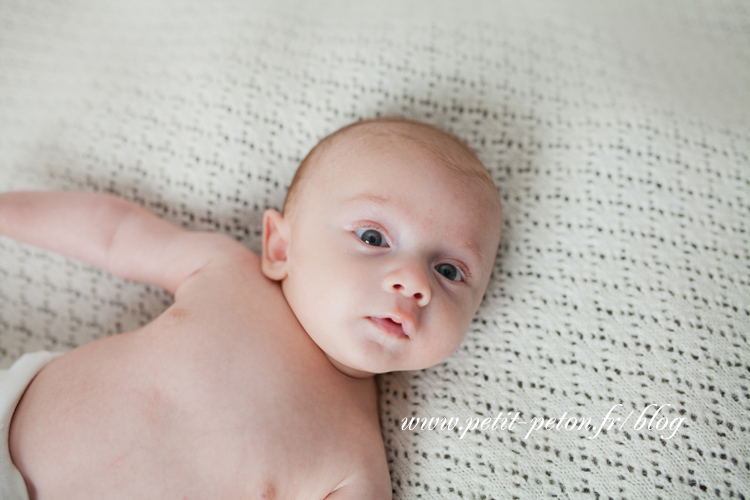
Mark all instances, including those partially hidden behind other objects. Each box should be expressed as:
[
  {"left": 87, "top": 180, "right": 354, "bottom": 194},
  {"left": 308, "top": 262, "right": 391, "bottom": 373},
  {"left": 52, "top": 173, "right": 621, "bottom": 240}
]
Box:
[
  {"left": 435, "top": 263, "right": 461, "bottom": 282},
  {"left": 356, "top": 228, "right": 387, "bottom": 247}
]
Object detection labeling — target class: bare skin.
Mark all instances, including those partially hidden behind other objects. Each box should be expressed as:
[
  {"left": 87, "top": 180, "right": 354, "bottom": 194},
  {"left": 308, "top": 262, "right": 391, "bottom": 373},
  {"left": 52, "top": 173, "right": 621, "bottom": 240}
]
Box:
[
  {"left": 3, "top": 119, "right": 502, "bottom": 499},
  {"left": 4, "top": 195, "right": 390, "bottom": 499}
]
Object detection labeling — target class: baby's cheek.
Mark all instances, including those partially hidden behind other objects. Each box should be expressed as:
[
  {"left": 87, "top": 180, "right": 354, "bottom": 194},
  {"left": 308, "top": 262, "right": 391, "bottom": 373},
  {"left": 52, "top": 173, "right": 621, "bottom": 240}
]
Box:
[
  {"left": 415, "top": 331, "right": 459, "bottom": 369},
  {"left": 416, "top": 346, "right": 453, "bottom": 370},
  {"left": 439, "top": 312, "right": 471, "bottom": 355}
]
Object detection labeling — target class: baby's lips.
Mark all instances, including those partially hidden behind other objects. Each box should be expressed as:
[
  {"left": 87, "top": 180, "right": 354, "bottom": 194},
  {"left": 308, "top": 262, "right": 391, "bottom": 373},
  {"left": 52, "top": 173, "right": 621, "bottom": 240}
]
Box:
[
  {"left": 382, "top": 312, "right": 416, "bottom": 338},
  {"left": 368, "top": 315, "right": 412, "bottom": 339},
  {"left": 389, "top": 314, "right": 414, "bottom": 338}
]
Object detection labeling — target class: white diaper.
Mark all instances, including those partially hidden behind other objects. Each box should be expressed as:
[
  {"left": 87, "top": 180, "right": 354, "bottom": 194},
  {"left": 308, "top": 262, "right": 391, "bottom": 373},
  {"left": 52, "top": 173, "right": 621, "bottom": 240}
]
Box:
[{"left": 1, "top": 352, "right": 62, "bottom": 500}]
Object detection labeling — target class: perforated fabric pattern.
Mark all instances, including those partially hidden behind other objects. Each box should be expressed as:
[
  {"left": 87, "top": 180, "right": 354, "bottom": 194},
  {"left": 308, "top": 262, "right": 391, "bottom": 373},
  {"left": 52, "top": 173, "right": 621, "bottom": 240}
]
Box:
[{"left": 0, "top": 0, "right": 748, "bottom": 498}]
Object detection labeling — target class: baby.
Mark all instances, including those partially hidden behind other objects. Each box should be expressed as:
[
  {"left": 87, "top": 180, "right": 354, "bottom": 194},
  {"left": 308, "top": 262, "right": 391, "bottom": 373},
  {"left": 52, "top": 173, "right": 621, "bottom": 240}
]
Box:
[{"left": 0, "top": 117, "right": 502, "bottom": 499}]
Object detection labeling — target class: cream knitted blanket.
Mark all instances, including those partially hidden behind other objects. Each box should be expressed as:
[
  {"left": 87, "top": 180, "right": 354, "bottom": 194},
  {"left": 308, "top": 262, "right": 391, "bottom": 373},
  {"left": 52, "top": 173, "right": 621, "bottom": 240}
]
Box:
[{"left": 1, "top": 0, "right": 748, "bottom": 498}]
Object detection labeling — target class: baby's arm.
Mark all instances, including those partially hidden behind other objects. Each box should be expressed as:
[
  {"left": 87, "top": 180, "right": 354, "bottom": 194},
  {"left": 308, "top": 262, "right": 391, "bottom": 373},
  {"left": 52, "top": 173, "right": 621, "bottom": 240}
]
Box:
[{"left": 0, "top": 191, "right": 241, "bottom": 294}]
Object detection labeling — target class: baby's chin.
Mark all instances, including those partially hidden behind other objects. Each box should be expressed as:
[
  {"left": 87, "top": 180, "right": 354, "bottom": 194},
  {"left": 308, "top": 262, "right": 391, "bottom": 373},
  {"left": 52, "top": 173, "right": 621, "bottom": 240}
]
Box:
[
  {"left": 323, "top": 353, "right": 381, "bottom": 378},
  {"left": 323, "top": 346, "right": 409, "bottom": 378},
  {"left": 309, "top": 324, "right": 463, "bottom": 377},
  {"left": 324, "top": 348, "right": 451, "bottom": 379}
]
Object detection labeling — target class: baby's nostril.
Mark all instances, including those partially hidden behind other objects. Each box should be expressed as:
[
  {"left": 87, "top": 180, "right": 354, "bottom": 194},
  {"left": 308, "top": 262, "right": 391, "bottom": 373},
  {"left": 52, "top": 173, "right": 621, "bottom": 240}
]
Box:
[{"left": 414, "top": 293, "right": 423, "bottom": 300}]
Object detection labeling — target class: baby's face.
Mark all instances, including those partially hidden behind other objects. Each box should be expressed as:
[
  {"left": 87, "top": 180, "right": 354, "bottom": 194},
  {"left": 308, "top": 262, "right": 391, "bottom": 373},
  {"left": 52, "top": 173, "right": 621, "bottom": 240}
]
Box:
[{"left": 264, "top": 124, "right": 502, "bottom": 377}]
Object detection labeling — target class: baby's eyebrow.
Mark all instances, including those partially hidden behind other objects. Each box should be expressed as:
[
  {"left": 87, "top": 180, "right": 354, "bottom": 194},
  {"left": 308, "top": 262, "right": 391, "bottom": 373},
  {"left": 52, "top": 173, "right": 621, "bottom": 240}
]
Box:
[{"left": 340, "top": 193, "right": 391, "bottom": 207}]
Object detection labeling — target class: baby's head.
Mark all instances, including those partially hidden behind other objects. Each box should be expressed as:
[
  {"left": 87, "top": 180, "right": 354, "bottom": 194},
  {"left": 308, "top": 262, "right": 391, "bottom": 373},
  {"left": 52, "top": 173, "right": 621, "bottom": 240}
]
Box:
[{"left": 262, "top": 117, "right": 502, "bottom": 377}]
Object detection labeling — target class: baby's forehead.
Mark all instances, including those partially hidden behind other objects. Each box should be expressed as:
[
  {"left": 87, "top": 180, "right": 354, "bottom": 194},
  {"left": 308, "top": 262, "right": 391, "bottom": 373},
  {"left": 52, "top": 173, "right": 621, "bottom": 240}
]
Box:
[
  {"left": 327, "top": 121, "right": 487, "bottom": 180},
  {"left": 284, "top": 119, "right": 501, "bottom": 228},
  {"left": 329, "top": 123, "right": 499, "bottom": 216}
]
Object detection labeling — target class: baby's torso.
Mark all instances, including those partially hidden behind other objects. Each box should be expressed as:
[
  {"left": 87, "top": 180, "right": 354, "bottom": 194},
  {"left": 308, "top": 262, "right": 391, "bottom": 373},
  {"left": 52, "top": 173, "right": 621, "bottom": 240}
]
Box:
[{"left": 9, "top": 254, "right": 387, "bottom": 499}]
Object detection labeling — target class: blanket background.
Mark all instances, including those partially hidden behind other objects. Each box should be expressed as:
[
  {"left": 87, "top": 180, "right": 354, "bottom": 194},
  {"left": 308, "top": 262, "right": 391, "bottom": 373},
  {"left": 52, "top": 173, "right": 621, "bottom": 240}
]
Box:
[{"left": 1, "top": 0, "right": 748, "bottom": 498}]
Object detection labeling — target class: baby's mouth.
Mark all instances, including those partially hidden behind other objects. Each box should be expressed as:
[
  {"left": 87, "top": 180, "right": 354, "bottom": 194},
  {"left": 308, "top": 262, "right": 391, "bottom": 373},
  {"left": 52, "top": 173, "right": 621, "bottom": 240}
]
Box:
[{"left": 368, "top": 316, "right": 411, "bottom": 339}]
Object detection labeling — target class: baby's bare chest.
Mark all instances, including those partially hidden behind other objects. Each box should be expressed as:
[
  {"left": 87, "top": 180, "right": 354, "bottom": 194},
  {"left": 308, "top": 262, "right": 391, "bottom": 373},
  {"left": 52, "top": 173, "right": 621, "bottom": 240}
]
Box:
[{"left": 12, "top": 297, "right": 382, "bottom": 499}]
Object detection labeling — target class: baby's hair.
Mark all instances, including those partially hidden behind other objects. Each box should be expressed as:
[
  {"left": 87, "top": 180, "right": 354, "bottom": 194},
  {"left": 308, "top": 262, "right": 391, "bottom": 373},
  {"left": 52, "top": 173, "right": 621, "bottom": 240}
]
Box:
[{"left": 283, "top": 116, "right": 497, "bottom": 216}]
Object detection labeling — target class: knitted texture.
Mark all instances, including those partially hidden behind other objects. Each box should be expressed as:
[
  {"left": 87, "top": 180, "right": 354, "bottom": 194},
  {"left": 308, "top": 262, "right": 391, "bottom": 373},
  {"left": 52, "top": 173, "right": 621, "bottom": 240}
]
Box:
[{"left": 0, "top": 0, "right": 748, "bottom": 498}]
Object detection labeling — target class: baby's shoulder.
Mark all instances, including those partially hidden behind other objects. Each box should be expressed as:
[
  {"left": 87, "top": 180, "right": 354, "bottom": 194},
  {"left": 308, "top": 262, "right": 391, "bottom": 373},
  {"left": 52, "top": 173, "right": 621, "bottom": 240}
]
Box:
[
  {"left": 315, "top": 382, "right": 392, "bottom": 499},
  {"left": 183, "top": 231, "right": 258, "bottom": 265},
  {"left": 173, "top": 232, "right": 263, "bottom": 287},
  {"left": 312, "top": 414, "right": 391, "bottom": 499},
  {"left": 325, "top": 444, "right": 392, "bottom": 500},
  {"left": 327, "top": 444, "right": 392, "bottom": 499}
]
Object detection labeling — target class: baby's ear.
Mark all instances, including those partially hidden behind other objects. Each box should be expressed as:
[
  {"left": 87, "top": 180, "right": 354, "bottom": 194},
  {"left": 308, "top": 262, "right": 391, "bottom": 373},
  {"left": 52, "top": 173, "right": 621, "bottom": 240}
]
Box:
[{"left": 261, "top": 209, "right": 289, "bottom": 281}]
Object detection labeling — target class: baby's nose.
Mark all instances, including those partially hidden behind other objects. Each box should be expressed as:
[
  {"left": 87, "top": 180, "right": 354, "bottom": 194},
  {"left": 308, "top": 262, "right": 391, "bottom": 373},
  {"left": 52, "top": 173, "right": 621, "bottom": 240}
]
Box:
[{"left": 383, "top": 263, "right": 431, "bottom": 307}]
